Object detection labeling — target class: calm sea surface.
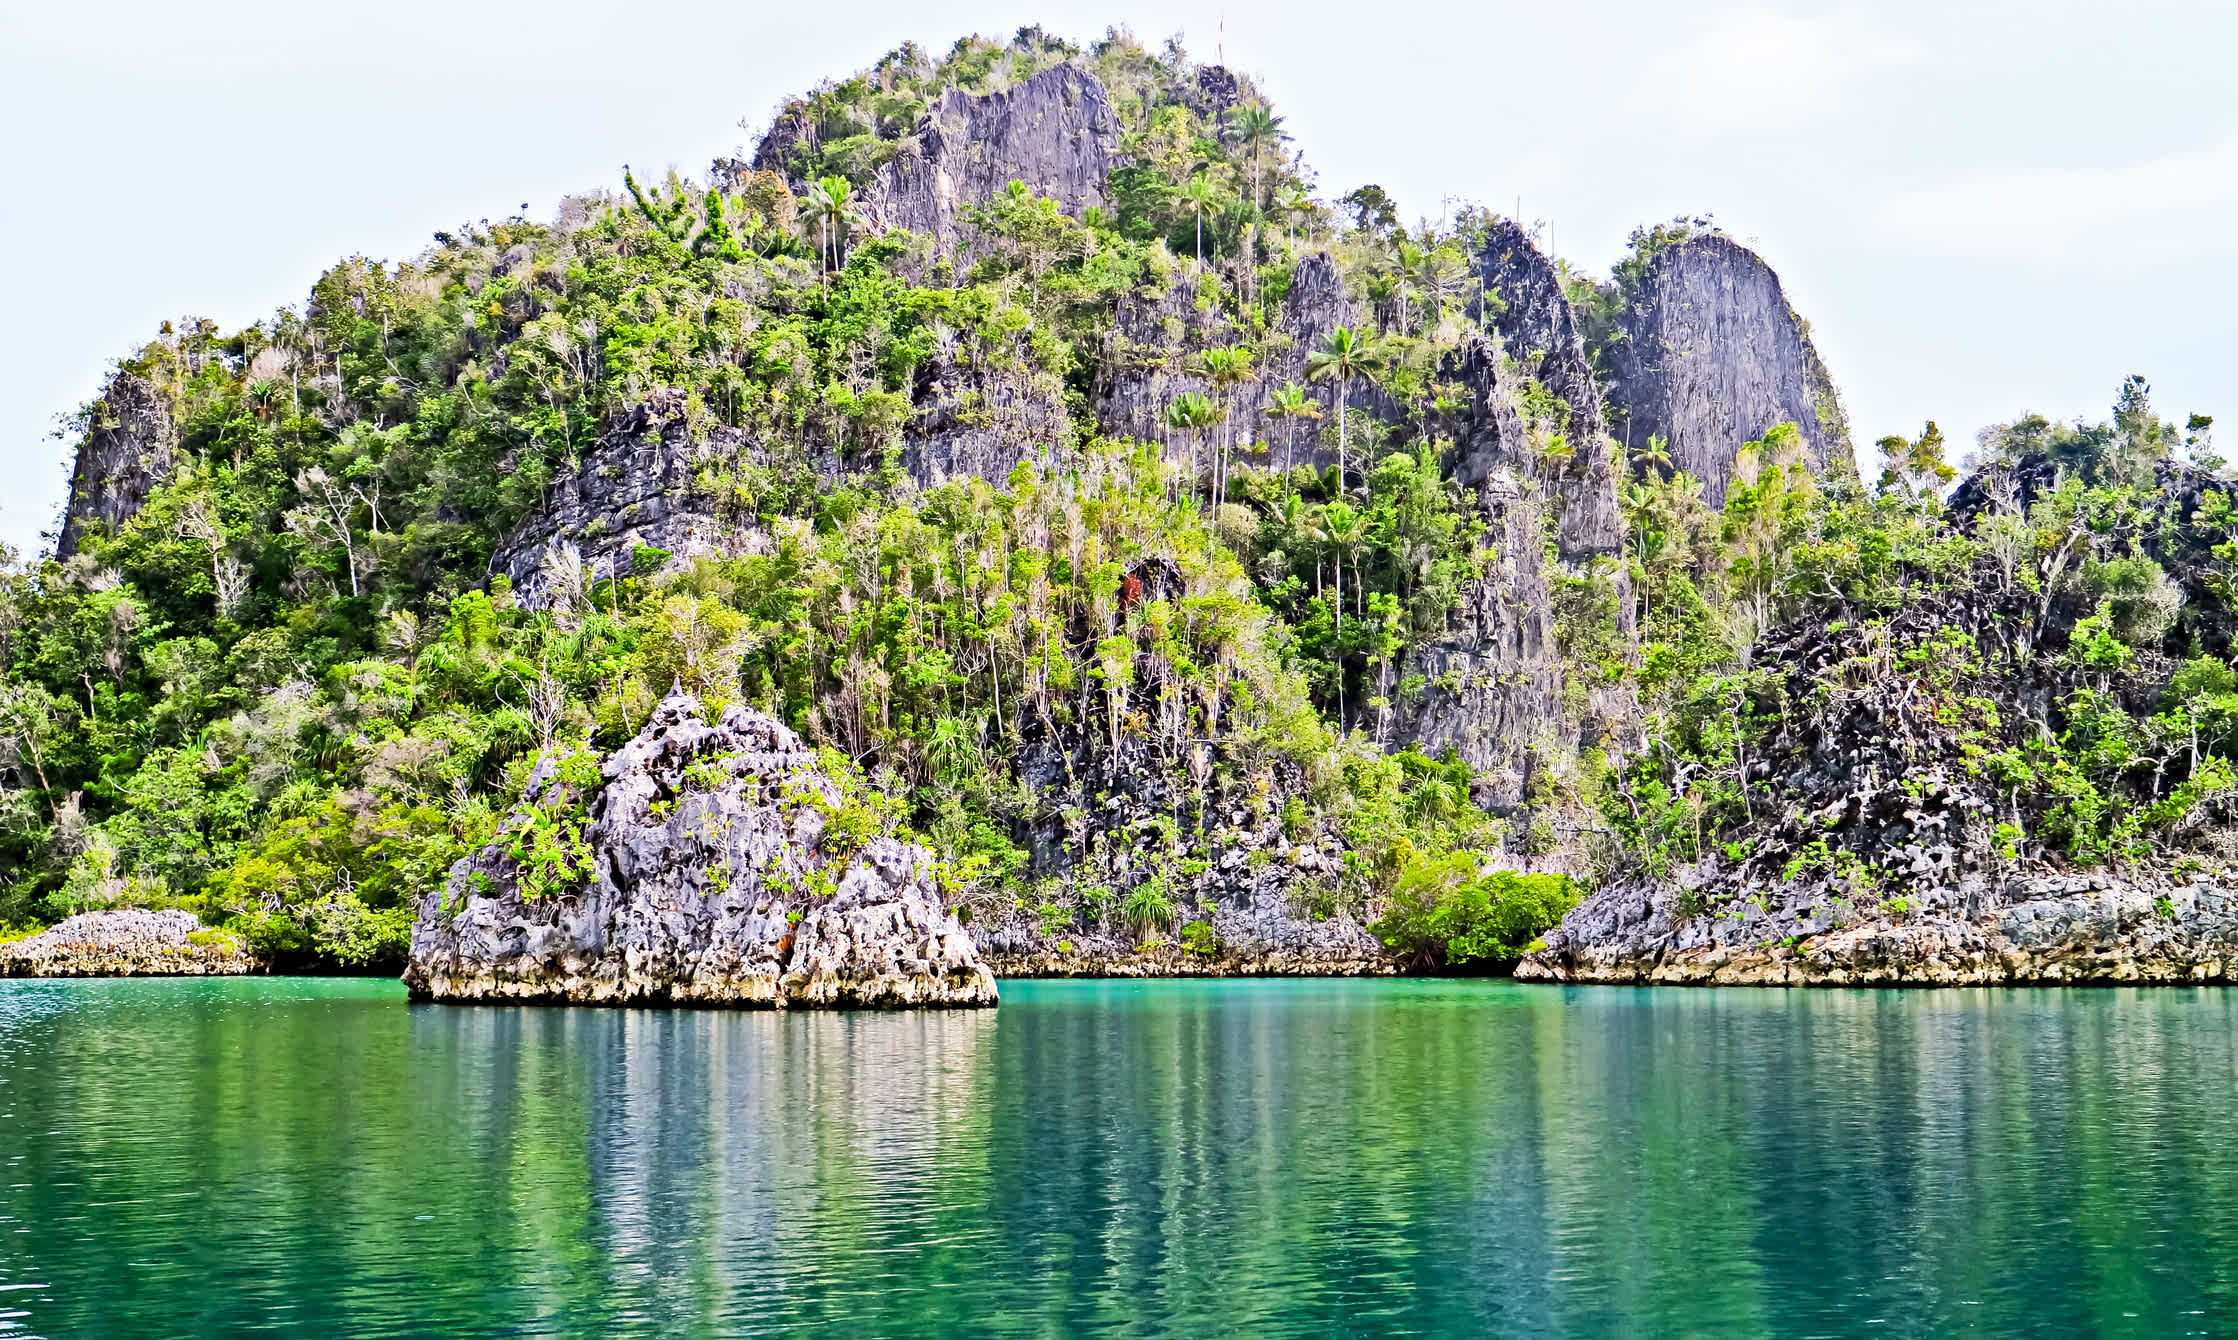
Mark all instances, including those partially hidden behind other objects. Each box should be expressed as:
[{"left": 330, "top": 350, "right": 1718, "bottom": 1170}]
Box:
[{"left": 1, "top": 977, "right": 2234, "bottom": 1337}]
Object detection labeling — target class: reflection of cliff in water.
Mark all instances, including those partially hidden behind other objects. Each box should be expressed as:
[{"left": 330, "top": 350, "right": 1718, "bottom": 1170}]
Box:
[
  {"left": 10, "top": 982, "right": 2238, "bottom": 1334},
  {"left": 408, "top": 1002, "right": 999, "bottom": 1325},
  {"left": 397, "top": 984, "right": 2238, "bottom": 1334}
]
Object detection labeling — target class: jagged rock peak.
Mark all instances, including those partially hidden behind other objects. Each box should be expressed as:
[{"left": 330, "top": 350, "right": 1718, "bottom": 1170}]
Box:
[
  {"left": 405, "top": 692, "right": 999, "bottom": 1008},
  {"left": 862, "top": 63, "right": 1121, "bottom": 254},
  {"left": 1455, "top": 220, "right": 1622, "bottom": 559},
  {"left": 1605, "top": 234, "right": 1855, "bottom": 506},
  {"left": 55, "top": 372, "right": 177, "bottom": 560}
]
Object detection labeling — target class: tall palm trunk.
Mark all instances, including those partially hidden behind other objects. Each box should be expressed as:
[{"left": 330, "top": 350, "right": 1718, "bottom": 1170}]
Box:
[
  {"left": 1216, "top": 409, "right": 1230, "bottom": 511},
  {"left": 1333, "top": 553, "right": 1344, "bottom": 726},
  {"left": 1337, "top": 383, "right": 1349, "bottom": 491}
]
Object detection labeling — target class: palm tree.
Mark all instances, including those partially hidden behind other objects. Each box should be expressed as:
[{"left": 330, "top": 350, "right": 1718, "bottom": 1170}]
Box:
[
  {"left": 1319, "top": 499, "right": 1369, "bottom": 727},
  {"left": 1201, "top": 346, "right": 1258, "bottom": 510},
  {"left": 1230, "top": 100, "right": 1288, "bottom": 209},
  {"left": 1414, "top": 247, "right": 1465, "bottom": 330},
  {"left": 804, "top": 174, "right": 859, "bottom": 295},
  {"left": 1364, "top": 270, "right": 1400, "bottom": 323},
  {"left": 1304, "top": 326, "right": 1386, "bottom": 492},
  {"left": 1619, "top": 482, "right": 1664, "bottom": 564},
  {"left": 244, "top": 379, "right": 286, "bottom": 425},
  {"left": 1265, "top": 381, "right": 1322, "bottom": 478},
  {"left": 1619, "top": 479, "right": 1671, "bottom": 630},
  {"left": 1165, "top": 392, "right": 1220, "bottom": 498},
  {"left": 1535, "top": 432, "right": 1576, "bottom": 490},
  {"left": 1274, "top": 184, "right": 1311, "bottom": 253},
  {"left": 1274, "top": 489, "right": 1312, "bottom": 550},
  {"left": 1161, "top": 395, "right": 1190, "bottom": 493},
  {"left": 1392, "top": 240, "right": 1424, "bottom": 332},
  {"left": 1322, "top": 499, "right": 1369, "bottom": 623},
  {"left": 1631, "top": 432, "right": 1673, "bottom": 480},
  {"left": 1179, "top": 172, "right": 1218, "bottom": 268}
]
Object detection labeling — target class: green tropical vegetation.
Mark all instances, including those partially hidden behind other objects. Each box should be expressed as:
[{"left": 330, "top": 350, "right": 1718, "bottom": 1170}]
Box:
[{"left": 8, "top": 26, "right": 2225, "bottom": 974}]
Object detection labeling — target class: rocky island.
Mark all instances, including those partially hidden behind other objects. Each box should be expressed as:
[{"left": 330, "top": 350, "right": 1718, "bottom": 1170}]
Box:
[
  {"left": 0, "top": 910, "right": 252, "bottom": 977},
  {"left": 406, "top": 692, "right": 996, "bottom": 1006},
  {"left": 4, "top": 26, "right": 2228, "bottom": 991}
]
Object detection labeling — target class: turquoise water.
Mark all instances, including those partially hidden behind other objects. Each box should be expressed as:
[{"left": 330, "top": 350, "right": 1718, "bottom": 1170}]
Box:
[{"left": 2, "top": 979, "right": 2236, "bottom": 1337}]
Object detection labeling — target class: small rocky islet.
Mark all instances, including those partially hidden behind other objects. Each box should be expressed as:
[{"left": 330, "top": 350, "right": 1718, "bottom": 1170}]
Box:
[
  {"left": 0, "top": 910, "right": 253, "bottom": 977},
  {"left": 405, "top": 691, "right": 997, "bottom": 1006},
  {"left": 14, "top": 28, "right": 2238, "bottom": 997}
]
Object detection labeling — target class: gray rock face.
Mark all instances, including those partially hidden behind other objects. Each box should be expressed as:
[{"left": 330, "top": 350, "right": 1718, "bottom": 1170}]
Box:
[
  {"left": 55, "top": 373, "right": 177, "bottom": 560},
  {"left": 905, "top": 345, "right": 1075, "bottom": 488},
  {"left": 1516, "top": 538, "right": 2238, "bottom": 986},
  {"left": 497, "top": 357, "right": 1077, "bottom": 605},
  {"left": 1455, "top": 222, "right": 1622, "bottom": 560},
  {"left": 496, "top": 358, "right": 1073, "bottom": 605},
  {"left": 1391, "top": 477, "right": 1570, "bottom": 802},
  {"left": 968, "top": 745, "right": 1394, "bottom": 979},
  {"left": 969, "top": 770, "right": 1392, "bottom": 979},
  {"left": 955, "top": 602, "right": 1392, "bottom": 977},
  {"left": 1605, "top": 235, "right": 1855, "bottom": 505},
  {"left": 1096, "top": 252, "right": 1360, "bottom": 470},
  {"left": 0, "top": 910, "right": 252, "bottom": 977},
  {"left": 404, "top": 692, "right": 997, "bottom": 1008},
  {"left": 1520, "top": 871, "right": 2238, "bottom": 986},
  {"left": 493, "top": 389, "right": 759, "bottom": 600},
  {"left": 1389, "top": 226, "right": 1640, "bottom": 798},
  {"left": 864, "top": 63, "right": 1121, "bottom": 256},
  {"left": 978, "top": 883, "right": 1395, "bottom": 978}
]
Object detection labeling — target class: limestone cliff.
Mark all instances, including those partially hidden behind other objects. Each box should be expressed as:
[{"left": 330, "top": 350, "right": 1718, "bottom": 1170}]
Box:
[
  {"left": 1522, "top": 868, "right": 2238, "bottom": 986},
  {"left": 405, "top": 692, "right": 998, "bottom": 1007},
  {"left": 1520, "top": 458, "right": 2238, "bottom": 984},
  {"left": 1455, "top": 221, "right": 1622, "bottom": 560},
  {"left": 494, "top": 389, "right": 758, "bottom": 598},
  {"left": 1391, "top": 224, "right": 1633, "bottom": 803},
  {"left": 1095, "top": 251, "right": 1360, "bottom": 471},
  {"left": 54, "top": 373, "right": 177, "bottom": 560},
  {"left": 1605, "top": 235, "right": 1855, "bottom": 505},
  {"left": 904, "top": 339, "right": 1075, "bottom": 487},
  {"left": 498, "top": 353, "right": 1069, "bottom": 601},
  {"left": 502, "top": 66, "right": 1124, "bottom": 595},
  {"left": 857, "top": 63, "right": 1121, "bottom": 256},
  {"left": 1389, "top": 476, "right": 1569, "bottom": 802}
]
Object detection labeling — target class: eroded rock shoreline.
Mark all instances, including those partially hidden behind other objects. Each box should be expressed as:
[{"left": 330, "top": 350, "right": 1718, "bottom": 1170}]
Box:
[
  {"left": 0, "top": 910, "right": 253, "bottom": 978},
  {"left": 1519, "top": 874, "right": 2238, "bottom": 986}
]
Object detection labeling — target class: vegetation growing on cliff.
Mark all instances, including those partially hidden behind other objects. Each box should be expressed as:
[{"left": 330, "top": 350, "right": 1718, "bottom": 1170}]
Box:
[
  {"left": 0, "top": 29, "right": 1521, "bottom": 968},
  {"left": 10, "top": 26, "right": 2224, "bottom": 973},
  {"left": 1599, "top": 384, "right": 2233, "bottom": 924}
]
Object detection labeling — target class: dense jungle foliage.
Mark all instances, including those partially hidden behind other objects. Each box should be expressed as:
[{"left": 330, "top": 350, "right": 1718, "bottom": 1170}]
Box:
[
  {"left": 4, "top": 27, "right": 2220, "bottom": 969},
  {"left": 1599, "top": 383, "right": 2230, "bottom": 908}
]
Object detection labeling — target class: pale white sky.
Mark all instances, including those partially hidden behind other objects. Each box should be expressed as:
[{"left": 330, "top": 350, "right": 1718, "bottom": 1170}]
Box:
[{"left": 3, "top": 1, "right": 2231, "bottom": 556}]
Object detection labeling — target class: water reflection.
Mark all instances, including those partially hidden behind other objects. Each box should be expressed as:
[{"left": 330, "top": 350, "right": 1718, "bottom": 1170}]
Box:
[{"left": 0, "top": 979, "right": 2235, "bottom": 1336}]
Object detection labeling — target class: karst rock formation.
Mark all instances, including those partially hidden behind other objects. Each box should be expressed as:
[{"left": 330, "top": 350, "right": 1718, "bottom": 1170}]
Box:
[{"left": 405, "top": 692, "right": 999, "bottom": 1007}]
